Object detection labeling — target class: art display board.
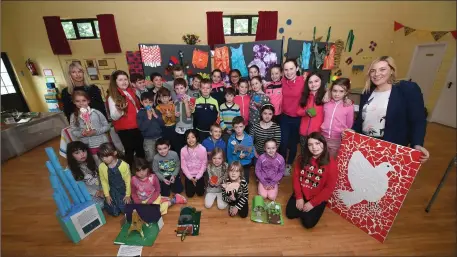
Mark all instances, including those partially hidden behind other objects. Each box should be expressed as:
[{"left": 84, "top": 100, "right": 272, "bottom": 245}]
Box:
[
  {"left": 139, "top": 43, "right": 212, "bottom": 81},
  {"left": 214, "top": 39, "right": 284, "bottom": 81},
  {"left": 327, "top": 130, "right": 422, "bottom": 243},
  {"left": 286, "top": 38, "right": 333, "bottom": 86}
]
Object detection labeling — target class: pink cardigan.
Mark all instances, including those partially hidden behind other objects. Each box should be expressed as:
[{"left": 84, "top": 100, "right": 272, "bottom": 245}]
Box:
[
  {"left": 321, "top": 100, "right": 354, "bottom": 139},
  {"left": 180, "top": 144, "right": 208, "bottom": 180}
]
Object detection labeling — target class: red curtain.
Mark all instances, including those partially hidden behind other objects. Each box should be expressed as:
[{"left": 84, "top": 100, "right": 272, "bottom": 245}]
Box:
[
  {"left": 96, "top": 14, "right": 122, "bottom": 53},
  {"left": 43, "top": 16, "right": 72, "bottom": 55},
  {"left": 206, "top": 12, "right": 225, "bottom": 50},
  {"left": 255, "top": 11, "right": 278, "bottom": 41}
]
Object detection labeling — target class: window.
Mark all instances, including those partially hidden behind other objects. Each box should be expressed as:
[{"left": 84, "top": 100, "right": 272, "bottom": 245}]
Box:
[
  {"left": 1, "top": 58, "right": 16, "bottom": 95},
  {"left": 61, "top": 19, "right": 100, "bottom": 40},
  {"left": 223, "top": 15, "right": 259, "bottom": 36}
]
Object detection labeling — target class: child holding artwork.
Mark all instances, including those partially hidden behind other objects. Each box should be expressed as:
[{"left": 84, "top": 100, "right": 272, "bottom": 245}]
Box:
[
  {"left": 255, "top": 139, "right": 285, "bottom": 201},
  {"left": 233, "top": 79, "right": 250, "bottom": 126},
  {"left": 70, "top": 90, "right": 110, "bottom": 165},
  {"left": 286, "top": 132, "right": 337, "bottom": 229},
  {"left": 202, "top": 124, "right": 226, "bottom": 158},
  {"left": 155, "top": 87, "right": 179, "bottom": 151},
  {"left": 98, "top": 143, "right": 131, "bottom": 217},
  {"left": 107, "top": 70, "right": 145, "bottom": 167},
  {"left": 174, "top": 78, "right": 194, "bottom": 151},
  {"left": 204, "top": 148, "right": 229, "bottom": 209},
  {"left": 181, "top": 129, "right": 208, "bottom": 198},
  {"left": 227, "top": 116, "right": 255, "bottom": 184},
  {"left": 222, "top": 161, "right": 249, "bottom": 218},
  {"left": 297, "top": 72, "right": 326, "bottom": 155},
  {"left": 321, "top": 78, "right": 354, "bottom": 157},
  {"left": 264, "top": 64, "right": 283, "bottom": 122},
  {"left": 152, "top": 138, "right": 184, "bottom": 197},
  {"left": 137, "top": 91, "right": 164, "bottom": 162},
  {"left": 219, "top": 87, "right": 241, "bottom": 142},
  {"left": 67, "top": 141, "right": 104, "bottom": 209},
  {"left": 210, "top": 69, "right": 226, "bottom": 106},
  {"left": 131, "top": 158, "right": 186, "bottom": 215},
  {"left": 249, "top": 76, "right": 270, "bottom": 126},
  {"left": 193, "top": 79, "right": 226, "bottom": 141}
]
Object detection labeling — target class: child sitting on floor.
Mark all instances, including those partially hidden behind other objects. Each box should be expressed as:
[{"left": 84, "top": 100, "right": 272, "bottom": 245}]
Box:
[
  {"left": 202, "top": 124, "right": 226, "bottom": 158},
  {"left": 204, "top": 148, "right": 229, "bottom": 210},
  {"left": 222, "top": 161, "right": 249, "bottom": 218}
]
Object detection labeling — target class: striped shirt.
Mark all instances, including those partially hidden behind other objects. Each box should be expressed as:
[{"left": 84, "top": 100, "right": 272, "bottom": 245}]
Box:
[
  {"left": 222, "top": 178, "right": 249, "bottom": 210},
  {"left": 220, "top": 103, "right": 241, "bottom": 130},
  {"left": 249, "top": 122, "right": 281, "bottom": 155}
]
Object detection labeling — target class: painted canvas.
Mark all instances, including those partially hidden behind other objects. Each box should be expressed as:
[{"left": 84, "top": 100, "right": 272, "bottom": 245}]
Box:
[{"left": 328, "top": 130, "right": 422, "bottom": 243}]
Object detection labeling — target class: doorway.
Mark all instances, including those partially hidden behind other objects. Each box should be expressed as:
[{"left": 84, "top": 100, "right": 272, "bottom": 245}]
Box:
[
  {"left": 430, "top": 57, "right": 456, "bottom": 128},
  {"left": 1, "top": 52, "right": 30, "bottom": 112},
  {"left": 406, "top": 43, "right": 447, "bottom": 103}
]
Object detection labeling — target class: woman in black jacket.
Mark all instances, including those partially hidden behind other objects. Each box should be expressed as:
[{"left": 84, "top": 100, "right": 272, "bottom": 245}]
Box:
[{"left": 61, "top": 62, "right": 107, "bottom": 122}]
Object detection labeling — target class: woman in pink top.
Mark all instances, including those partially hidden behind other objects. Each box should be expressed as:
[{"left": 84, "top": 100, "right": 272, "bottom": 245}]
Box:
[
  {"left": 321, "top": 78, "right": 354, "bottom": 157},
  {"left": 181, "top": 129, "right": 208, "bottom": 198},
  {"left": 279, "top": 59, "right": 305, "bottom": 175},
  {"left": 297, "top": 72, "right": 326, "bottom": 155},
  {"left": 233, "top": 79, "right": 250, "bottom": 126}
]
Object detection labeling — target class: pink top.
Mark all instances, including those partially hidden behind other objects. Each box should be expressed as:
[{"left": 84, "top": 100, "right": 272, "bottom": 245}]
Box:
[
  {"left": 321, "top": 100, "right": 354, "bottom": 139},
  {"left": 212, "top": 82, "right": 224, "bottom": 89},
  {"left": 297, "top": 93, "right": 324, "bottom": 136},
  {"left": 131, "top": 174, "right": 160, "bottom": 204},
  {"left": 234, "top": 94, "right": 250, "bottom": 125},
  {"left": 281, "top": 76, "right": 305, "bottom": 117},
  {"left": 264, "top": 81, "right": 283, "bottom": 116},
  {"left": 180, "top": 144, "right": 208, "bottom": 180}
]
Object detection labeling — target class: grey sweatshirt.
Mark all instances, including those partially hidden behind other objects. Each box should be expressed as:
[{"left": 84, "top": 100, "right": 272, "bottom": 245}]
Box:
[
  {"left": 152, "top": 151, "right": 180, "bottom": 181},
  {"left": 206, "top": 162, "right": 228, "bottom": 193},
  {"left": 70, "top": 109, "right": 110, "bottom": 149}
]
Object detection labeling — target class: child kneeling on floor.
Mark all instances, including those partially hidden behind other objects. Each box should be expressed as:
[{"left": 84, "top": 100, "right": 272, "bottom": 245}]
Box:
[
  {"left": 205, "top": 148, "right": 228, "bottom": 209},
  {"left": 131, "top": 158, "right": 186, "bottom": 215},
  {"left": 222, "top": 161, "right": 249, "bottom": 218},
  {"left": 255, "top": 138, "right": 285, "bottom": 201}
]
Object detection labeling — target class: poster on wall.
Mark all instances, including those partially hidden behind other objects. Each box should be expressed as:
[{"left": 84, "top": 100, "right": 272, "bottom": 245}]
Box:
[
  {"left": 327, "top": 130, "right": 422, "bottom": 243},
  {"left": 139, "top": 43, "right": 212, "bottom": 81},
  {"left": 214, "top": 39, "right": 283, "bottom": 82}
]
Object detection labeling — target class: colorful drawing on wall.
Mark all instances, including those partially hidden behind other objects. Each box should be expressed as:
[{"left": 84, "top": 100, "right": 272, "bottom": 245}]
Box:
[
  {"left": 43, "top": 69, "right": 53, "bottom": 76},
  {"left": 140, "top": 44, "right": 162, "bottom": 68},
  {"left": 345, "top": 57, "right": 353, "bottom": 65},
  {"left": 328, "top": 130, "right": 422, "bottom": 243},
  {"left": 192, "top": 49, "right": 209, "bottom": 69},
  {"left": 125, "top": 51, "right": 144, "bottom": 75}
]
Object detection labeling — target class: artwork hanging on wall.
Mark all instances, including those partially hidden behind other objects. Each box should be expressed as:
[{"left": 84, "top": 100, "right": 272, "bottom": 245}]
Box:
[
  {"left": 328, "top": 130, "right": 422, "bottom": 243},
  {"left": 125, "top": 51, "right": 144, "bottom": 75},
  {"left": 98, "top": 60, "right": 108, "bottom": 66},
  {"left": 86, "top": 60, "right": 95, "bottom": 68}
]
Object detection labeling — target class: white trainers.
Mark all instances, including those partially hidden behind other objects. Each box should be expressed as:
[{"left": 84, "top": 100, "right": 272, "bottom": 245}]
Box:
[{"left": 284, "top": 164, "right": 292, "bottom": 176}]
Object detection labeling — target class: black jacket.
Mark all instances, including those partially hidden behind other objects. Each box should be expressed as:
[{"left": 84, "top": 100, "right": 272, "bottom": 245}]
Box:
[{"left": 61, "top": 85, "right": 107, "bottom": 122}]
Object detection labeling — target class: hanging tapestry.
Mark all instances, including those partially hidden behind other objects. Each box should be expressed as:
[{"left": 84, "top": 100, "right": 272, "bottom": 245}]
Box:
[
  {"left": 140, "top": 44, "right": 162, "bottom": 68},
  {"left": 214, "top": 46, "right": 230, "bottom": 73},
  {"left": 230, "top": 44, "right": 248, "bottom": 77},
  {"left": 192, "top": 49, "right": 209, "bottom": 69},
  {"left": 322, "top": 44, "right": 336, "bottom": 70},
  {"left": 125, "top": 51, "right": 144, "bottom": 75},
  {"left": 248, "top": 44, "right": 278, "bottom": 78},
  {"left": 328, "top": 130, "right": 422, "bottom": 243}
]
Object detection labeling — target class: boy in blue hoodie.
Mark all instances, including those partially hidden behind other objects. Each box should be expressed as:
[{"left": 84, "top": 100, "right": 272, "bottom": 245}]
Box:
[
  {"left": 227, "top": 116, "right": 254, "bottom": 183},
  {"left": 202, "top": 124, "right": 226, "bottom": 159},
  {"left": 137, "top": 91, "right": 165, "bottom": 162}
]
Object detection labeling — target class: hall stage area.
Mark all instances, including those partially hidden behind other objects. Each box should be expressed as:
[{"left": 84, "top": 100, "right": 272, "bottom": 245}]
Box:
[{"left": 1, "top": 122, "right": 455, "bottom": 256}]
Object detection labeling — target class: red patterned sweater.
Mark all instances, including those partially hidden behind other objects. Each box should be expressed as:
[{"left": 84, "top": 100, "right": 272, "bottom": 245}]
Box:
[{"left": 293, "top": 156, "right": 337, "bottom": 207}]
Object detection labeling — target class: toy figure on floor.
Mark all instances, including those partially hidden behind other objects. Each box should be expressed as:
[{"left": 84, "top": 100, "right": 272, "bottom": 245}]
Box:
[
  {"left": 128, "top": 209, "right": 147, "bottom": 239},
  {"left": 98, "top": 143, "right": 132, "bottom": 217}
]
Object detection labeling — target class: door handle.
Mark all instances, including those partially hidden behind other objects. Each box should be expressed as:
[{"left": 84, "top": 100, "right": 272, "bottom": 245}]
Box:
[{"left": 448, "top": 82, "right": 453, "bottom": 89}]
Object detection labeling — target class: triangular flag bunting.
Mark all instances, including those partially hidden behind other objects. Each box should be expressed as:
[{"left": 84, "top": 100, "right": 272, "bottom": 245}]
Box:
[
  {"left": 394, "top": 21, "right": 404, "bottom": 31},
  {"left": 431, "top": 31, "right": 449, "bottom": 41},
  {"left": 451, "top": 30, "right": 457, "bottom": 40},
  {"left": 404, "top": 26, "right": 416, "bottom": 36}
]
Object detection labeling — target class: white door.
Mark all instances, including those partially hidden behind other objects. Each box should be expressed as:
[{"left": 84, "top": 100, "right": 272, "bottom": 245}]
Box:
[
  {"left": 406, "top": 43, "right": 447, "bottom": 102},
  {"left": 430, "top": 57, "right": 456, "bottom": 128}
]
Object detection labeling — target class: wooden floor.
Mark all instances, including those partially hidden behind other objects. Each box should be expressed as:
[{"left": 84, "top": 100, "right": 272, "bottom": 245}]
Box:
[{"left": 1, "top": 123, "right": 456, "bottom": 256}]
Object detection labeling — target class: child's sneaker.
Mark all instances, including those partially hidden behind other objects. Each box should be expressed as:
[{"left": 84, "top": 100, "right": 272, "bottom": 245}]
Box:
[
  {"left": 284, "top": 164, "right": 292, "bottom": 176},
  {"left": 174, "top": 193, "right": 187, "bottom": 204}
]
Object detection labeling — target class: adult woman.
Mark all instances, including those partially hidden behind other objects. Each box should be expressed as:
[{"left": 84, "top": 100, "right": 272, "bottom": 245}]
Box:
[
  {"left": 279, "top": 59, "right": 305, "bottom": 175},
  {"left": 61, "top": 62, "right": 107, "bottom": 122},
  {"left": 353, "top": 56, "right": 429, "bottom": 163}
]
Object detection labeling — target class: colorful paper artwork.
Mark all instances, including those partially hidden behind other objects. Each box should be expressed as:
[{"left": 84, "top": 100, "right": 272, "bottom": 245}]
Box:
[
  {"left": 214, "top": 46, "right": 230, "bottom": 74},
  {"left": 140, "top": 45, "right": 162, "bottom": 68},
  {"left": 328, "top": 130, "right": 422, "bottom": 243},
  {"left": 192, "top": 49, "right": 209, "bottom": 69},
  {"left": 125, "top": 51, "right": 144, "bottom": 75}
]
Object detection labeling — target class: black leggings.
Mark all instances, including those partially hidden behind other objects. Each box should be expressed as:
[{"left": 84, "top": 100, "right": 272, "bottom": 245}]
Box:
[
  {"left": 117, "top": 128, "right": 145, "bottom": 167},
  {"left": 184, "top": 176, "right": 205, "bottom": 198},
  {"left": 285, "top": 194, "right": 327, "bottom": 229},
  {"left": 229, "top": 202, "right": 249, "bottom": 218}
]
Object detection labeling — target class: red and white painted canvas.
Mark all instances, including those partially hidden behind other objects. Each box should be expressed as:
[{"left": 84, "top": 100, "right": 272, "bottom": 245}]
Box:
[{"left": 328, "top": 130, "right": 422, "bottom": 243}]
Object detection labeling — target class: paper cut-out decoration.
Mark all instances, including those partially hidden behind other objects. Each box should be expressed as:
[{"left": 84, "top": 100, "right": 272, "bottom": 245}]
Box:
[
  {"left": 345, "top": 57, "right": 353, "bottom": 65},
  {"left": 356, "top": 48, "right": 363, "bottom": 55},
  {"left": 333, "top": 39, "right": 345, "bottom": 68},
  {"left": 230, "top": 44, "right": 249, "bottom": 77},
  {"left": 328, "top": 130, "right": 422, "bottom": 243},
  {"left": 352, "top": 65, "right": 365, "bottom": 75},
  {"left": 286, "top": 19, "right": 292, "bottom": 25},
  {"left": 140, "top": 45, "right": 162, "bottom": 67},
  {"left": 279, "top": 28, "right": 284, "bottom": 34},
  {"left": 214, "top": 46, "right": 230, "bottom": 74},
  {"left": 404, "top": 26, "right": 416, "bottom": 36},
  {"left": 431, "top": 31, "right": 449, "bottom": 41},
  {"left": 345, "top": 30, "right": 355, "bottom": 52},
  {"left": 128, "top": 209, "right": 147, "bottom": 239},
  {"left": 369, "top": 41, "right": 377, "bottom": 51},
  {"left": 192, "top": 49, "right": 209, "bottom": 69},
  {"left": 322, "top": 44, "right": 336, "bottom": 70}
]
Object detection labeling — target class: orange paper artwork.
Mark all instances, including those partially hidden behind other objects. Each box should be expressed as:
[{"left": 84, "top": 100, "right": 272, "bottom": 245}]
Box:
[
  {"left": 192, "top": 49, "right": 209, "bottom": 69},
  {"left": 214, "top": 46, "right": 230, "bottom": 74}
]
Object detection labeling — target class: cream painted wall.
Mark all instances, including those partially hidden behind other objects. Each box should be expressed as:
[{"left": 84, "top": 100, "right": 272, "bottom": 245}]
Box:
[{"left": 1, "top": 1, "right": 455, "bottom": 112}]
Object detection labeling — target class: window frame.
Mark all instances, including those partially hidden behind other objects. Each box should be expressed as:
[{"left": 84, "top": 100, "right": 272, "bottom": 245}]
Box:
[
  {"left": 61, "top": 18, "right": 99, "bottom": 40},
  {"left": 223, "top": 15, "right": 259, "bottom": 36}
]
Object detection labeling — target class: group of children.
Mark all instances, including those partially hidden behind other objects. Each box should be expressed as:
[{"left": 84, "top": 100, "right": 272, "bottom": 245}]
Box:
[{"left": 66, "top": 60, "right": 354, "bottom": 226}]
